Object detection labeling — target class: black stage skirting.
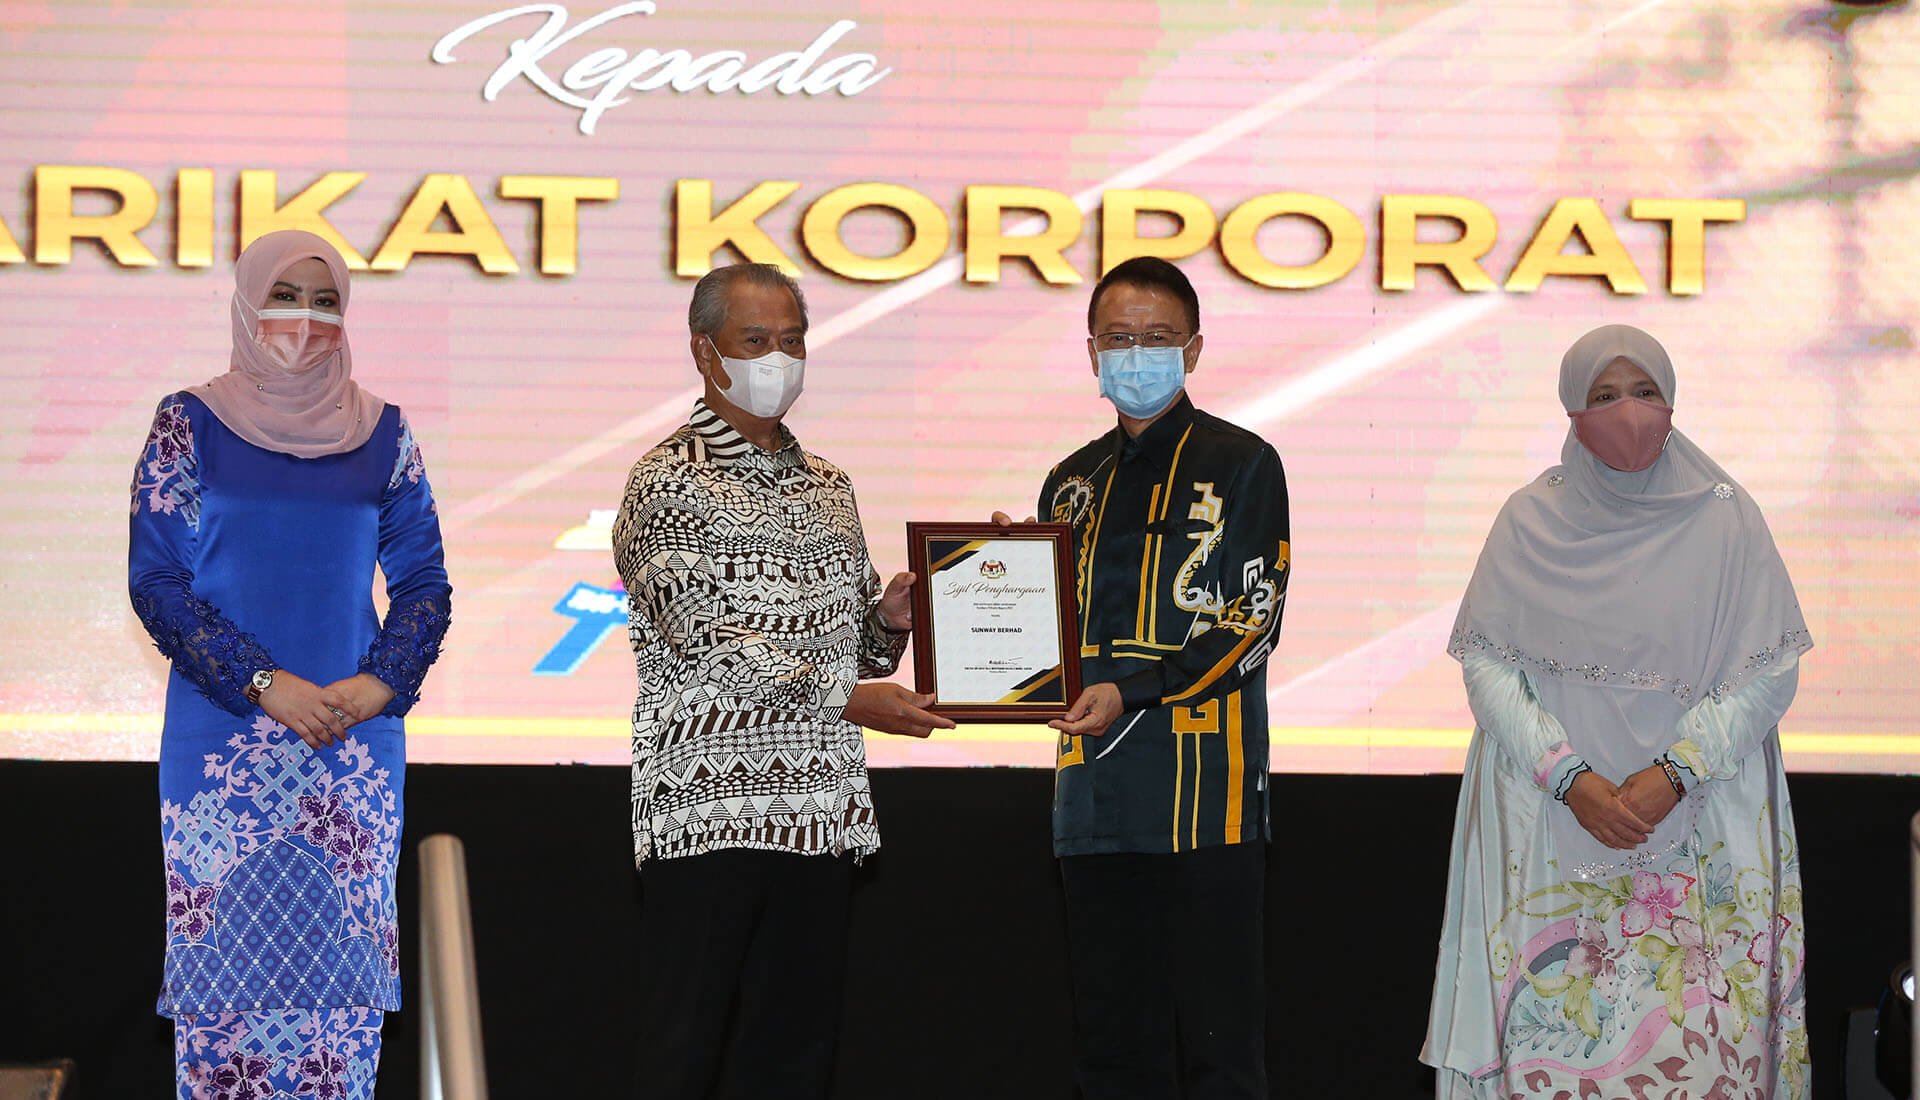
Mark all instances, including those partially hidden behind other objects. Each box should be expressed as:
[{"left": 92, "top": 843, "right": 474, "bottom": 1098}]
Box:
[{"left": 4, "top": 760, "right": 1913, "bottom": 1098}]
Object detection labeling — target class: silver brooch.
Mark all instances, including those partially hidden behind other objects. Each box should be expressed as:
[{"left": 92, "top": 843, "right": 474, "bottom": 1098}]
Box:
[
  {"left": 1548, "top": 474, "right": 1565, "bottom": 486},
  {"left": 1713, "top": 482, "right": 1733, "bottom": 499}
]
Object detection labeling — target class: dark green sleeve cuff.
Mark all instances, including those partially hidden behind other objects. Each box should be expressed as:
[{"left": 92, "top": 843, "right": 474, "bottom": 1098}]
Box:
[{"left": 1114, "top": 668, "right": 1164, "bottom": 712}]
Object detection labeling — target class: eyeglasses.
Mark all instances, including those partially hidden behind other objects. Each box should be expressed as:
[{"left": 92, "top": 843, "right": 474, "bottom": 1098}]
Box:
[{"left": 1092, "top": 330, "right": 1191, "bottom": 351}]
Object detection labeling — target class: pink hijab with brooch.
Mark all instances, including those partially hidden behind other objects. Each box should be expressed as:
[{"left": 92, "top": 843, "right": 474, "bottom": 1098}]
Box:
[{"left": 197, "top": 230, "right": 384, "bottom": 458}]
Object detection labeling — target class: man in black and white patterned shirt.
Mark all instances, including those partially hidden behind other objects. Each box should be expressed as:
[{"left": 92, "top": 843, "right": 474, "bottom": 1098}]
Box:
[{"left": 613, "top": 263, "right": 952, "bottom": 1099}]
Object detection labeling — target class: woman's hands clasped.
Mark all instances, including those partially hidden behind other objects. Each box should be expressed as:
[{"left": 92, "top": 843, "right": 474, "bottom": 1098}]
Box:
[
  {"left": 1616, "top": 764, "right": 1683, "bottom": 829},
  {"left": 258, "top": 671, "right": 350, "bottom": 750},
  {"left": 259, "top": 671, "right": 397, "bottom": 751},
  {"left": 1564, "top": 770, "right": 1657, "bottom": 850}
]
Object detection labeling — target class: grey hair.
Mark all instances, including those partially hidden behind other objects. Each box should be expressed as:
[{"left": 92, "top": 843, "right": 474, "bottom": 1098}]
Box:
[{"left": 687, "top": 263, "right": 808, "bottom": 336}]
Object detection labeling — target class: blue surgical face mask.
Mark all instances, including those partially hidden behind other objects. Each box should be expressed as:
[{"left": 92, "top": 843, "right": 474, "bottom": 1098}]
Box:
[{"left": 1097, "top": 341, "right": 1191, "bottom": 419}]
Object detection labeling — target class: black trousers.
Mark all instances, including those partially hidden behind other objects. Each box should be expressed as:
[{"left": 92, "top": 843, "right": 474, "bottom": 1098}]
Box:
[
  {"left": 1059, "top": 842, "right": 1268, "bottom": 1100},
  {"left": 632, "top": 848, "right": 853, "bottom": 1100}
]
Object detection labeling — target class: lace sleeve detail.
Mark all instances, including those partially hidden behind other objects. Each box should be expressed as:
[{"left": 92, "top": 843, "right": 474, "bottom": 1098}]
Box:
[
  {"left": 130, "top": 589, "right": 276, "bottom": 715},
  {"left": 362, "top": 407, "right": 452, "bottom": 718},
  {"left": 357, "top": 588, "right": 451, "bottom": 717},
  {"left": 128, "top": 394, "right": 274, "bottom": 715}
]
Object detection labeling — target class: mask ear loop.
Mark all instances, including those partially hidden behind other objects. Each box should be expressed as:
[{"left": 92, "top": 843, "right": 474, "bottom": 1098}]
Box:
[{"left": 698, "top": 334, "right": 731, "bottom": 389}]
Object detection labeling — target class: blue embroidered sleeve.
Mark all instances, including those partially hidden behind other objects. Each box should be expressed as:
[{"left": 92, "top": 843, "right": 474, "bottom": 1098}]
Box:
[
  {"left": 130, "top": 590, "right": 277, "bottom": 716},
  {"left": 358, "top": 412, "right": 452, "bottom": 717},
  {"left": 127, "top": 395, "right": 277, "bottom": 715}
]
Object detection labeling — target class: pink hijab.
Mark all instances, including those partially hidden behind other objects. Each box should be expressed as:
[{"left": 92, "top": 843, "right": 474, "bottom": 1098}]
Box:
[{"left": 198, "top": 230, "right": 384, "bottom": 458}]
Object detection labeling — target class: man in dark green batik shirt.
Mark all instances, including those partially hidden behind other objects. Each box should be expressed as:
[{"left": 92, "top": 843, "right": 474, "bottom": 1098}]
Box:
[{"left": 1004, "top": 257, "right": 1290, "bottom": 1099}]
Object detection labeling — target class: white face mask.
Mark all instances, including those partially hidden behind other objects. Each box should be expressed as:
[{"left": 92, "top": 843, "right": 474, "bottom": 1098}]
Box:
[{"left": 705, "top": 336, "right": 806, "bottom": 419}]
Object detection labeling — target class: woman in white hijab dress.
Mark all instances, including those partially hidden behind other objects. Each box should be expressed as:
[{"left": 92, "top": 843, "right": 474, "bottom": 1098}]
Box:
[{"left": 1423, "top": 325, "right": 1813, "bottom": 1099}]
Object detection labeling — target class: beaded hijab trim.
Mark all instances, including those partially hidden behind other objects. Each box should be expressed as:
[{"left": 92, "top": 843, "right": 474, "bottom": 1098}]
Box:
[{"left": 1447, "top": 627, "right": 1813, "bottom": 704}]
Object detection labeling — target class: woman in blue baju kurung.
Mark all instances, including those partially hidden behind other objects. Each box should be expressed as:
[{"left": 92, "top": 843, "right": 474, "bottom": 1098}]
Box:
[{"left": 129, "top": 230, "right": 451, "bottom": 1100}]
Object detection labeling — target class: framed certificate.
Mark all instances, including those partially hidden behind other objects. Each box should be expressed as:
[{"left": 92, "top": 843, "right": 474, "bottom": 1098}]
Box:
[{"left": 905, "top": 522, "right": 1083, "bottom": 721}]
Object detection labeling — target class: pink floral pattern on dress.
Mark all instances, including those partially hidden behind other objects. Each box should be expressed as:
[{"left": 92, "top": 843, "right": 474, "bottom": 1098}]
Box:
[
  {"left": 1470, "top": 807, "right": 1807, "bottom": 1099},
  {"left": 1747, "top": 913, "right": 1791, "bottom": 970},
  {"left": 1672, "top": 916, "right": 1742, "bottom": 1000},
  {"left": 1562, "top": 916, "right": 1623, "bottom": 1000},
  {"left": 1619, "top": 871, "right": 1692, "bottom": 937},
  {"left": 1706, "top": 1033, "right": 1768, "bottom": 1100}
]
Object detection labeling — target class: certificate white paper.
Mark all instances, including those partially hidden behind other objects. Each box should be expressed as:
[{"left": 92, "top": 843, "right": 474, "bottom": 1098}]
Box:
[{"left": 925, "top": 537, "right": 1064, "bottom": 705}]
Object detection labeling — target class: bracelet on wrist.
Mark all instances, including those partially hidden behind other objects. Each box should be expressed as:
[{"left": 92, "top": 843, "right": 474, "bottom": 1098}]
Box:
[{"left": 1656, "top": 756, "right": 1687, "bottom": 798}]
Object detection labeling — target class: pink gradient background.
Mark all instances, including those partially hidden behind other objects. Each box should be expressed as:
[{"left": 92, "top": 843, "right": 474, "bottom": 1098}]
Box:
[{"left": 2, "top": 0, "right": 1916, "bottom": 770}]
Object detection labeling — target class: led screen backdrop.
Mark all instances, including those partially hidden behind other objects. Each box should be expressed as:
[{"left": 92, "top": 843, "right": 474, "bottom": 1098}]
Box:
[{"left": 2, "top": 0, "right": 1917, "bottom": 770}]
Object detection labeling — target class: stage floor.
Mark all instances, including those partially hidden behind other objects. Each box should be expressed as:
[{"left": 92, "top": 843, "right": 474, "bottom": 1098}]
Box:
[{"left": 3, "top": 762, "right": 1910, "bottom": 1098}]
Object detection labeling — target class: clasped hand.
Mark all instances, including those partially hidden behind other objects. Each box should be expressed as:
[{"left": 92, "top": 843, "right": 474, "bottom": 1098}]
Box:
[
  {"left": 259, "top": 672, "right": 397, "bottom": 751},
  {"left": 1564, "top": 765, "right": 1681, "bottom": 850}
]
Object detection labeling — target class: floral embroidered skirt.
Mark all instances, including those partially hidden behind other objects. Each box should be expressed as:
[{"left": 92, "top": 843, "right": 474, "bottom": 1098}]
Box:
[
  {"left": 158, "top": 716, "right": 404, "bottom": 1097},
  {"left": 175, "top": 1008, "right": 382, "bottom": 1100},
  {"left": 1427, "top": 738, "right": 1808, "bottom": 1100}
]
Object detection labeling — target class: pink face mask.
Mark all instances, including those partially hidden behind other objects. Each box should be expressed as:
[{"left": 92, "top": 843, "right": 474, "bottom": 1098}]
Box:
[
  {"left": 255, "top": 308, "right": 343, "bottom": 374},
  {"left": 1567, "top": 396, "right": 1673, "bottom": 471}
]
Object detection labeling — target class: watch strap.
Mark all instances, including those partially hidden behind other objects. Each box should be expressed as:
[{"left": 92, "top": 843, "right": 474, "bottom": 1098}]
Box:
[{"left": 245, "top": 668, "right": 275, "bottom": 705}]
